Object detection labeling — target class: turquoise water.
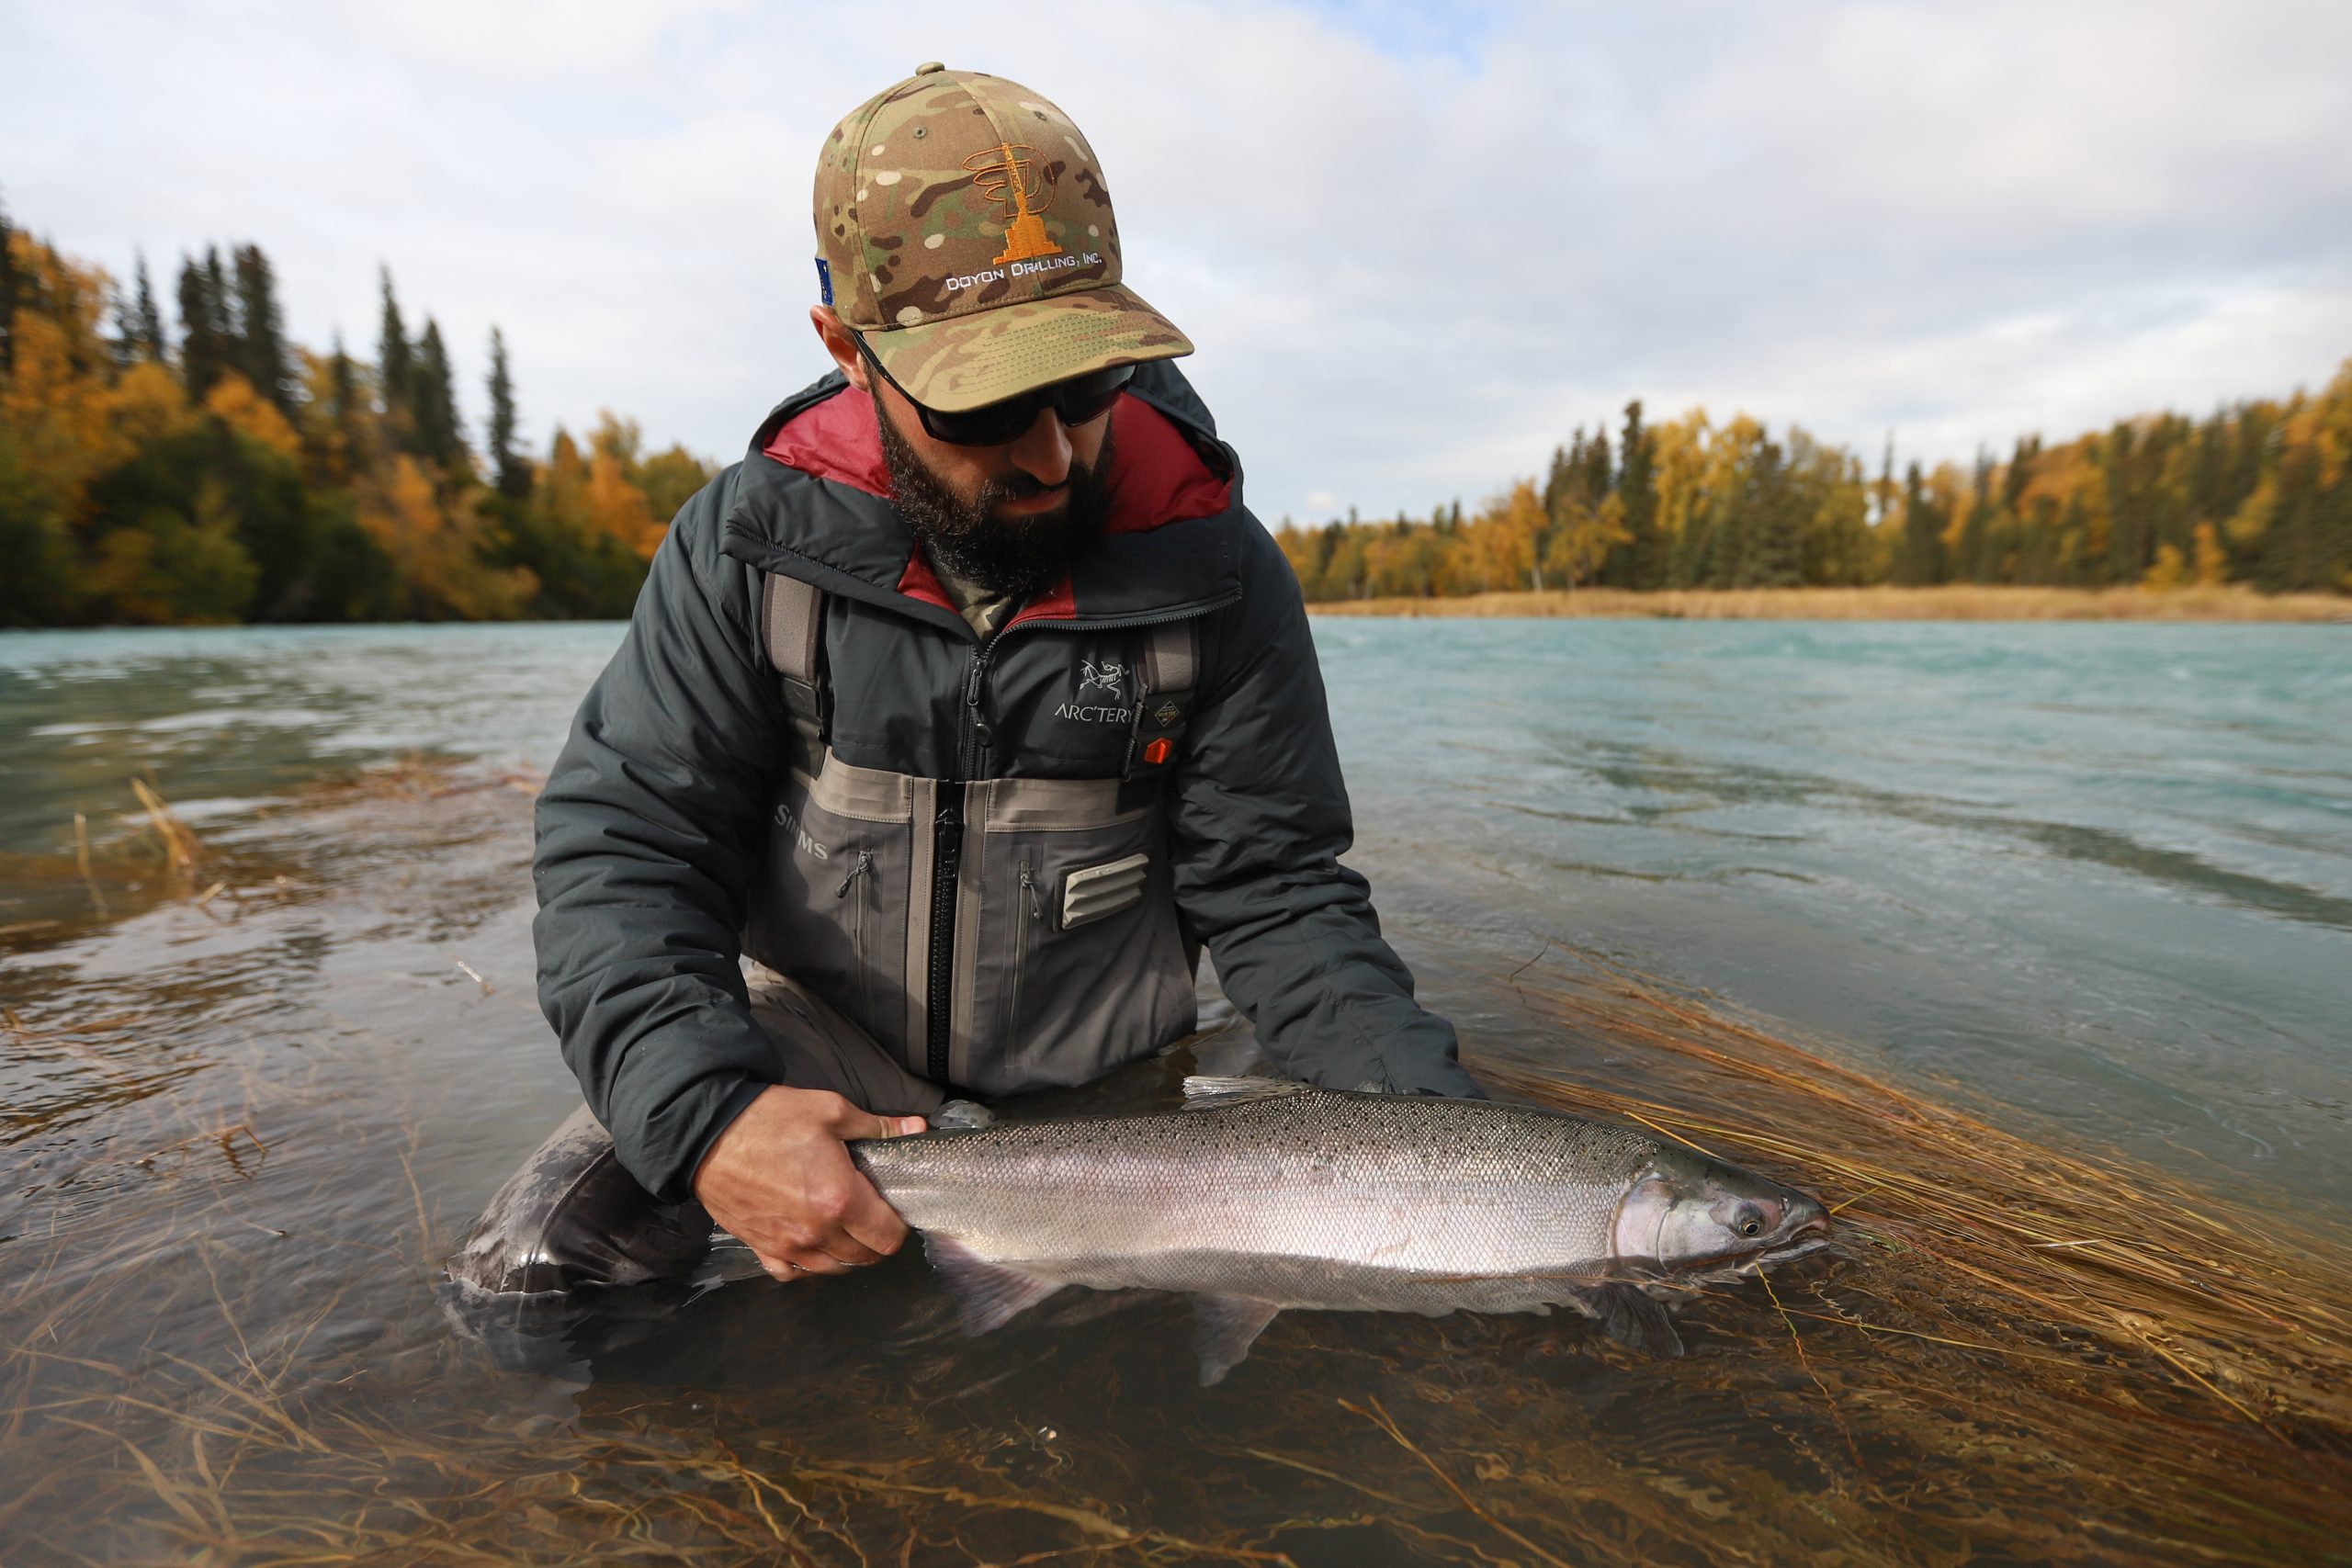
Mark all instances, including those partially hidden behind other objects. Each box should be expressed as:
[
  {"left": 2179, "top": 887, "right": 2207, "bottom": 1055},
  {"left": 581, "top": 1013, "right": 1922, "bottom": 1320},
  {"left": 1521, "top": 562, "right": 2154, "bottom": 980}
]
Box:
[
  {"left": 3, "top": 616, "right": 2348, "bottom": 1561},
  {"left": 10, "top": 618, "right": 2337, "bottom": 1203}
]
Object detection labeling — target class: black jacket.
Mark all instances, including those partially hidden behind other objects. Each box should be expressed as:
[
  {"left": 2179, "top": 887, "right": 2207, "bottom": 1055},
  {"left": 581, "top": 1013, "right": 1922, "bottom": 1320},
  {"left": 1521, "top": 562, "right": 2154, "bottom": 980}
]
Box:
[{"left": 533, "top": 363, "right": 1477, "bottom": 1201}]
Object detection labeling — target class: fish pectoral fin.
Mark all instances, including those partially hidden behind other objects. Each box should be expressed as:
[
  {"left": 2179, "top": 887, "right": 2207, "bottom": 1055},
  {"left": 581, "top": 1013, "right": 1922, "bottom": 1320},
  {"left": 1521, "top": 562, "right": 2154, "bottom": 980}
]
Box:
[
  {"left": 1577, "top": 1282, "right": 1686, "bottom": 1359},
  {"left": 1191, "top": 1295, "right": 1283, "bottom": 1387},
  {"left": 1180, "top": 1075, "right": 1313, "bottom": 1111},
  {"left": 922, "top": 1235, "right": 1064, "bottom": 1335}
]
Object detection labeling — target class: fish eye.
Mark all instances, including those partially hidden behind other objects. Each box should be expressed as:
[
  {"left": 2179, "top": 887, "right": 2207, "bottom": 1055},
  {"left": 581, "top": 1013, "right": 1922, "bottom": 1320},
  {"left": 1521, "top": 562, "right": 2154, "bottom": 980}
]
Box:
[{"left": 1735, "top": 1203, "right": 1767, "bottom": 1238}]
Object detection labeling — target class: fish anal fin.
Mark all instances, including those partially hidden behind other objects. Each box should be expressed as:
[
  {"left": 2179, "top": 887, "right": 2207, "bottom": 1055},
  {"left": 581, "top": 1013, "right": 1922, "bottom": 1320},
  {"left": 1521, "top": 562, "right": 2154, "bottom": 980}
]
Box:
[
  {"left": 1180, "top": 1076, "right": 1313, "bottom": 1111},
  {"left": 922, "top": 1235, "right": 1063, "bottom": 1335},
  {"left": 1192, "top": 1294, "right": 1283, "bottom": 1386},
  {"left": 1578, "top": 1281, "right": 1685, "bottom": 1359}
]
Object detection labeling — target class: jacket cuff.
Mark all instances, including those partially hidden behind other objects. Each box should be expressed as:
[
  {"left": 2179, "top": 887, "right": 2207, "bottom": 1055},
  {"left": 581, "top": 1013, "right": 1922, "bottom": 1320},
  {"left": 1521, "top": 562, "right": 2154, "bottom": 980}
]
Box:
[{"left": 618, "top": 1070, "right": 765, "bottom": 1203}]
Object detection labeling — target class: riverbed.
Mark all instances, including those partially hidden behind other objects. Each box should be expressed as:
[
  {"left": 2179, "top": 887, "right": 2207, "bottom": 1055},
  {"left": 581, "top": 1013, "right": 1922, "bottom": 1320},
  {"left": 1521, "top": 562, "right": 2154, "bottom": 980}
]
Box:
[{"left": 3, "top": 619, "right": 2347, "bottom": 1562}]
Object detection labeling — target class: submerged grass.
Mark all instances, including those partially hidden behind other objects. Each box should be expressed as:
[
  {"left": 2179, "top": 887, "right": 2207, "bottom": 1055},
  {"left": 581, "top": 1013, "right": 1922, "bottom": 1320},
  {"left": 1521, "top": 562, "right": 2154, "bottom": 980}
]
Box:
[{"left": 6, "top": 774, "right": 2350, "bottom": 1563}]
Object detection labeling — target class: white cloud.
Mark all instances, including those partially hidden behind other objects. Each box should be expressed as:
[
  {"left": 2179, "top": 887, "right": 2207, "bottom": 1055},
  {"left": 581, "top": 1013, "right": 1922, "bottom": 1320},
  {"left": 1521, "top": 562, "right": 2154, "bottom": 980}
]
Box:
[{"left": 6, "top": 0, "right": 2347, "bottom": 522}]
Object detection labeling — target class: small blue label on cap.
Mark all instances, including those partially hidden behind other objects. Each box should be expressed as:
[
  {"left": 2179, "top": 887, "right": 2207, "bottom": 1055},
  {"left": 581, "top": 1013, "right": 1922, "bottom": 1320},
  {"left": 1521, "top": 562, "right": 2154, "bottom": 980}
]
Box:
[{"left": 814, "top": 257, "right": 833, "bottom": 305}]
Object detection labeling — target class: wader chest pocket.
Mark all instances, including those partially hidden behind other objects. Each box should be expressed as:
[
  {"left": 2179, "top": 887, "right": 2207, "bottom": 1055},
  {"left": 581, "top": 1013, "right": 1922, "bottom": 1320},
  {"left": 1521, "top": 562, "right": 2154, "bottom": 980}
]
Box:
[{"left": 1060, "top": 852, "right": 1149, "bottom": 930}]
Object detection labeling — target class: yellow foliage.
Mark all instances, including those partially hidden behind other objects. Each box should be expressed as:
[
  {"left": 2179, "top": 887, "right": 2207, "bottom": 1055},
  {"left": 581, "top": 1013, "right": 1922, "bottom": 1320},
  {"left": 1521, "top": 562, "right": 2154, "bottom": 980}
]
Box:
[
  {"left": 202, "top": 373, "right": 302, "bottom": 460},
  {"left": 0, "top": 310, "right": 128, "bottom": 510},
  {"left": 1545, "top": 491, "right": 1629, "bottom": 591},
  {"left": 358, "top": 456, "right": 538, "bottom": 619},
  {"left": 2141, "top": 542, "right": 2187, "bottom": 591},
  {"left": 585, "top": 449, "right": 661, "bottom": 561},
  {"left": 107, "top": 360, "right": 198, "bottom": 448},
  {"left": 2191, "top": 522, "right": 2228, "bottom": 587}
]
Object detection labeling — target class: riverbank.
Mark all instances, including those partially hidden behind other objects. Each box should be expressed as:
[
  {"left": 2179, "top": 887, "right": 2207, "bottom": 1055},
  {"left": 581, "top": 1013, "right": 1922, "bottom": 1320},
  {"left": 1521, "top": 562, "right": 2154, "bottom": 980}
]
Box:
[{"left": 1308, "top": 584, "right": 2351, "bottom": 621}]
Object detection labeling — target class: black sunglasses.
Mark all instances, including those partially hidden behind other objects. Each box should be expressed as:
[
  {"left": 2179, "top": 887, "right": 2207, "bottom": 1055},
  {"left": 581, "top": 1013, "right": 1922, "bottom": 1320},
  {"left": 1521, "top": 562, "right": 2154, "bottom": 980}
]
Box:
[{"left": 856, "top": 334, "right": 1135, "bottom": 446}]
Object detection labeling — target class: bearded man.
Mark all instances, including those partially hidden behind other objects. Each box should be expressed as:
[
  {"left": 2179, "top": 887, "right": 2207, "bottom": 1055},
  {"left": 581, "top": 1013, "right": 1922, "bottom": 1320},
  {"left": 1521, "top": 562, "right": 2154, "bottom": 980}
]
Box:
[{"left": 453, "top": 63, "right": 1479, "bottom": 1298}]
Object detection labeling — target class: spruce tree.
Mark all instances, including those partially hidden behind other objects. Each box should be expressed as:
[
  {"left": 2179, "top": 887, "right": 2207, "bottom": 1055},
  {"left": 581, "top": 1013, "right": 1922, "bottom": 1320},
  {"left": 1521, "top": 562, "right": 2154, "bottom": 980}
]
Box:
[
  {"left": 486, "top": 325, "right": 528, "bottom": 498},
  {"left": 177, "top": 250, "right": 232, "bottom": 397},
  {"left": 132, "top": 251, "right": 165, "bottom": 360},
  {"left": 232, "top": 243, "right": 296, "bottom": 412},
  {"left": 411, "top": 316, "right": 464, "bottom": 468},
  {"left": 1741, "top": 437, "right": 1802, "bottom": 588},
  {"left": 321, "top": 330, "right": 367, "bottom": 479},
  {"left": 377, "top": 267, "right": 413, "bottom": 446},
  {"left": 1894, "top": 461, "right": 1947, "bottom": 586},
  {"left": 1611, "top": 400, "right": 1659, "bottom": 590}
]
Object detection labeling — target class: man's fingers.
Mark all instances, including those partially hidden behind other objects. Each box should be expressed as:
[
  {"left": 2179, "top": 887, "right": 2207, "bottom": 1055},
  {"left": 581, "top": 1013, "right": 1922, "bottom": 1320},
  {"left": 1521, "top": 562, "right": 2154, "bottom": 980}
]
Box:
[
  {"left": 831, "top": 1104, "right": 928, "bottom": 1142},
  {"left": 763, "top": 1248, "right": 854, "bottom": 1281}
]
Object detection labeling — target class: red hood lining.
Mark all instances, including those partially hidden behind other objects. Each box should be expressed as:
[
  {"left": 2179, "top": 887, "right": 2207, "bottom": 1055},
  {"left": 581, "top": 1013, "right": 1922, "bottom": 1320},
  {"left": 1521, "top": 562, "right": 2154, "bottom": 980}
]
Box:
[{"left": 761, "top": 389, "right": 1232, "bottom": 539}]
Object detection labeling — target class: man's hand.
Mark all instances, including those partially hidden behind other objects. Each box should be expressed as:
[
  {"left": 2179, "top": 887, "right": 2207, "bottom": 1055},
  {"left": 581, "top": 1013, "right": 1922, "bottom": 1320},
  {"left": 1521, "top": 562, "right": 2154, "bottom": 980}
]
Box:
[{"left": 692, "top": 1085, "right": 926, "bottom": 1281}]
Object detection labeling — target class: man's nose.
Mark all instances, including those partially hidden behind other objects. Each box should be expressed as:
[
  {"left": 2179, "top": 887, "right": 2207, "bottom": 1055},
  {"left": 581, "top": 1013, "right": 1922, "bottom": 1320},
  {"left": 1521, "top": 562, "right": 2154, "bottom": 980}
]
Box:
[{"left": 1006, "top": 408, "right": 1073, "bottom": 487}]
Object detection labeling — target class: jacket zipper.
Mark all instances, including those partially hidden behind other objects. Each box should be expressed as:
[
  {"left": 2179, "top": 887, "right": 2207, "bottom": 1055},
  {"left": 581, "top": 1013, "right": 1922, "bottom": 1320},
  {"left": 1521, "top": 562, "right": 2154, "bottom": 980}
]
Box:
[
  {"left": 927, "top": 644, "right": 995, "bottom": 1082},
  {"left": 922, "top": 592, "right": 1239, "bottom": 1084}
]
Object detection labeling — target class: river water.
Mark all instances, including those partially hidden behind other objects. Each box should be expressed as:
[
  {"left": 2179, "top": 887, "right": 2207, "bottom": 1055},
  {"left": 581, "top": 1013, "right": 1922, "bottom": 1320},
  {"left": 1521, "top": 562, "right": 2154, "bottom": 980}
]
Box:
[{"left": 2, "top": 618, "right": 2347, "bottom": 1562}]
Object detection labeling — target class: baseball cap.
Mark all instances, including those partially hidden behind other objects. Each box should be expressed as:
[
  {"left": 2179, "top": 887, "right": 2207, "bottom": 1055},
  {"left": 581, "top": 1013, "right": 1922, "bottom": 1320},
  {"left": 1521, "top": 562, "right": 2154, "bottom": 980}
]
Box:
[{"left": 812, "top": 63, "right": 1193, "bottom": 413}]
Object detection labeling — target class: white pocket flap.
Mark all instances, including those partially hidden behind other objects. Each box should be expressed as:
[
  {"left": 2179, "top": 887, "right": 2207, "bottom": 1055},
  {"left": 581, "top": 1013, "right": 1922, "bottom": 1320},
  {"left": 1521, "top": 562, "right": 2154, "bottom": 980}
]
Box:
[{"left": 1060, "top": 852, "right": 1149, "bottom": 930}]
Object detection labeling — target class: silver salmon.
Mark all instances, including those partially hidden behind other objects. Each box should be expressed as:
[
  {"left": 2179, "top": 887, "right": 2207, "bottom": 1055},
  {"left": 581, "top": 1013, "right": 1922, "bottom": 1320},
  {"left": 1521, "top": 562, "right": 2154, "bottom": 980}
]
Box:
[{"left": 851, "top": 1077, "right": 1832, "bottom": 1383}]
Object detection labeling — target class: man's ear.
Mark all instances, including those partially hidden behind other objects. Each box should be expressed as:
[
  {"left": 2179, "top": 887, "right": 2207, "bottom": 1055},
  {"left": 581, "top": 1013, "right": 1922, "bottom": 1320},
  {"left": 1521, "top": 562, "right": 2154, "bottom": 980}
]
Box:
[{"left": 809, "top": 306, "right": 869, "bottom": 390}]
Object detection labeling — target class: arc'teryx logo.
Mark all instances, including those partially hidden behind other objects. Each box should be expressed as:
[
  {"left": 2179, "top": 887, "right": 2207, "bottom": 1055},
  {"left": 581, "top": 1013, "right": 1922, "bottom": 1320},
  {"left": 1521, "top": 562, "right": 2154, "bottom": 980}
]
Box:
[
  {"left": 1077, "top": 658, "right": 1125, "bottom": 699},
  {"left": 1057, "top": 657, "right": 1132, "bottom": 725}
]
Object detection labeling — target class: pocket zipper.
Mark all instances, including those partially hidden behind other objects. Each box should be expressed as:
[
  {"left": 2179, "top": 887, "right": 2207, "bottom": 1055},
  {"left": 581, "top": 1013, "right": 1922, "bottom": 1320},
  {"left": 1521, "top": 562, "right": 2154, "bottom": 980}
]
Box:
[
  {"left": 837, "top": 850, "right": 875, "bottom": 1028},
  {"left": 835, "top": 851, "right": 873, "bottom": 899},
  {"left": 1010, "top": 863, "right": 1043, "bottom": 1042}
]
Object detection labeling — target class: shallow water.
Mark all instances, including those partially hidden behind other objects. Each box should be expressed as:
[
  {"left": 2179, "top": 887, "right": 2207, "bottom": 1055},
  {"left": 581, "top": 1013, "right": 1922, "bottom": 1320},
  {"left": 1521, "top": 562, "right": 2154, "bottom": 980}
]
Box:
[{"left": 3, "top": 618, "right": 2348, "bottom": 1562}]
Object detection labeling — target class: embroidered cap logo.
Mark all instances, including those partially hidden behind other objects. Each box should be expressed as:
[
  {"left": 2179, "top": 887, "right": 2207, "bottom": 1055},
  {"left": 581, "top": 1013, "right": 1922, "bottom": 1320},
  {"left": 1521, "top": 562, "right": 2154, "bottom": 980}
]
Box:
[{"left": 965, "top": 142, "right": 1064, "bottom": 266}]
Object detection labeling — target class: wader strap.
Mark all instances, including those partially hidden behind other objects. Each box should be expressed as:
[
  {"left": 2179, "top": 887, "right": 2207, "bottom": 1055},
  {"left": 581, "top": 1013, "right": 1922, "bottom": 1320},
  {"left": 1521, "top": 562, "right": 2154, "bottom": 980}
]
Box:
[
  {"left": 762, "top": 571, "right": 828, "bottom": 755},
  {"left": 1126, "top": 618, "right": 1199, "bottom": 778}
]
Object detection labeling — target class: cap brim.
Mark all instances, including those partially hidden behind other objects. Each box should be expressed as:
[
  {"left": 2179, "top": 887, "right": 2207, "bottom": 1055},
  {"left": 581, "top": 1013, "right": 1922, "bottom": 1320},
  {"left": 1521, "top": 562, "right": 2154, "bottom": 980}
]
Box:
[{"left": 863, "top": 283, "right": 1193, "bottom": 412}]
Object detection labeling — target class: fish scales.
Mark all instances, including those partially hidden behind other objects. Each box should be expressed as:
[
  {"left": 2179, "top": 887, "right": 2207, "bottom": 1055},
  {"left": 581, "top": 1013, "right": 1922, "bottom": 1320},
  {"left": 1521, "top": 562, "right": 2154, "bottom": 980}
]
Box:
[
  {"left": 861, "top": 1091, "right": 1660, "bottom": 1280},
  {"left": 846, "top": 1079, "right": 1833, "bottom": 1381}
]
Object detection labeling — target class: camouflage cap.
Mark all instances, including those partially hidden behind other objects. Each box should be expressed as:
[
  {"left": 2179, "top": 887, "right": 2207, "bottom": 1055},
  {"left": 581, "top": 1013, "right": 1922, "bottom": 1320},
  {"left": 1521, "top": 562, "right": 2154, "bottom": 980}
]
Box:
[{"left": 813, "top": 63, "right": 1193, "bottom": 413}]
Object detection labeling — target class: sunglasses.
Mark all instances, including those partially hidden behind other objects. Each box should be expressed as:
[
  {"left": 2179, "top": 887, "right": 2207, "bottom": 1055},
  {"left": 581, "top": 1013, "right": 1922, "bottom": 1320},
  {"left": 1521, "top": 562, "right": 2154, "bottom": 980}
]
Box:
[{"left": 857, "top": 334, "right": 1135, "bottom": 446}]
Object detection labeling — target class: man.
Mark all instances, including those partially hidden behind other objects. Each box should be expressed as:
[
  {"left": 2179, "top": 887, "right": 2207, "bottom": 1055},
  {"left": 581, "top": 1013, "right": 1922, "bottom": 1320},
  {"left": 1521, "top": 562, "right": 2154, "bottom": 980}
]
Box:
[{"left": 451, "top": 63, "right": 1478, "bottom": 1299}]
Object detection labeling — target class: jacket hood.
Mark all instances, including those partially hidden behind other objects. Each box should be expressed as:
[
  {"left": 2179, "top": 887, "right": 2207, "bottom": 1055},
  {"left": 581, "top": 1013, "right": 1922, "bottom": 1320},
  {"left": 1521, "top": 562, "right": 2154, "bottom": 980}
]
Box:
[{"left": 719, "top": 361, "right": 1246, "bottom": 633}]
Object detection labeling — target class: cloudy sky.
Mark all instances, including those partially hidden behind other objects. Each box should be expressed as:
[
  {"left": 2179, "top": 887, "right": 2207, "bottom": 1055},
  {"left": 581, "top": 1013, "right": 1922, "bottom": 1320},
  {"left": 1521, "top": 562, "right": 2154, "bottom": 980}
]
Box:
[{"left": 7, "top": 0, "right": 2349, "bottom": 523}]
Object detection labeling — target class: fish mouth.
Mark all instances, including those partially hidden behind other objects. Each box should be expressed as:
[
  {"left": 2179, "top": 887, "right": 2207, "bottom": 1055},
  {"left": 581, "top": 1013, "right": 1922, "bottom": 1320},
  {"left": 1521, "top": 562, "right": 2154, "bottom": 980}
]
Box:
[{"left": 1674, "top": 1213, "right": 1835, "bottom": 1280}]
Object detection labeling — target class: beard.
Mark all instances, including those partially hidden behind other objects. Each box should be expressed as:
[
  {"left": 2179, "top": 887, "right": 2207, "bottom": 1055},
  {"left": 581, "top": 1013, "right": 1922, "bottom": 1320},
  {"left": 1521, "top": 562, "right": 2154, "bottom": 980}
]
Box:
[{"left": 875, "top": 392, "right": 1118, "bottom": 602}]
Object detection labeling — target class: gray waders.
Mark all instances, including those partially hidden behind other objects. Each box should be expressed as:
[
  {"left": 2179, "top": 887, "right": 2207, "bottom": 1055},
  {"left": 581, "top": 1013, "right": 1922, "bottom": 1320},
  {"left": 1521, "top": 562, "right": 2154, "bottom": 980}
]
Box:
[{"left": 450, "top": 572, "right": 1200, "bottom": 1301}]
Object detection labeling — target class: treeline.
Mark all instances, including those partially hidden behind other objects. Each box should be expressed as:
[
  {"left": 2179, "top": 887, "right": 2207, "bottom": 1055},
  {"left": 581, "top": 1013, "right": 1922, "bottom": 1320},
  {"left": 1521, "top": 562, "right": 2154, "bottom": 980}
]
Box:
[
  {"left": 1280, "top": 371, "right": 2352, "bottom": 602},
  {"left": 0, "top": 197, "right": 712, "bottom": 626}
]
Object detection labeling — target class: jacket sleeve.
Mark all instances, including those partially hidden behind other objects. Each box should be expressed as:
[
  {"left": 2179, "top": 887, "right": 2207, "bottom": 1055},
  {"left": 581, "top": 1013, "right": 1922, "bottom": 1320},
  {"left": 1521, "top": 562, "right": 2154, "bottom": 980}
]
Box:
[
  {"left": 1168, "top": 520, "right": 1484, "bottom": 1098},
  {"left": 531, "top": 472, "right": 789, "bottom": 1201}
]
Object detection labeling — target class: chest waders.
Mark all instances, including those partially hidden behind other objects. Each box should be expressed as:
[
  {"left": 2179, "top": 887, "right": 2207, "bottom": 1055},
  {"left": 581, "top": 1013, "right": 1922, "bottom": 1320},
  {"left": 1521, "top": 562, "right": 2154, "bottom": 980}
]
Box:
[{"left": 744, "top": 570, "right": 1205, "bottom": 1096}]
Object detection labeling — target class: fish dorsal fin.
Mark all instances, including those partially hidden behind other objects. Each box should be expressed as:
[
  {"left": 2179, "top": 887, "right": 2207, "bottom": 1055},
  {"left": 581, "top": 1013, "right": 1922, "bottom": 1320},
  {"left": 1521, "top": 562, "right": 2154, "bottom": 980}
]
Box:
[
  {"left": 1192, "top": 1295, "right": 1283, "bottom": 1386},
  {"left": 922, "top": 1234, "right": 1063, "bottom": 1334},
  {"left": 1180, "top": 1075, "right": 1313, "bottom": 1111},
  {"left": 928, "top": 1099, "right": 997, "bottom": 1133}
]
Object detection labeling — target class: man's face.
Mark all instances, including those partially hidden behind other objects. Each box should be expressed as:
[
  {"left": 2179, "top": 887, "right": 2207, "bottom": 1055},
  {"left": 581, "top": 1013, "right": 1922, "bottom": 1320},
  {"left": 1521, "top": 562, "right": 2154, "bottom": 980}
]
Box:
[{"left": 813, "top": 308, "right": 1117, "bottom": 599}]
